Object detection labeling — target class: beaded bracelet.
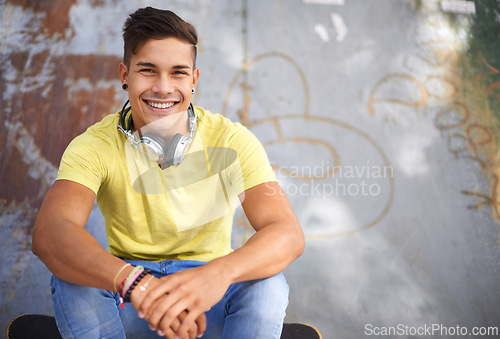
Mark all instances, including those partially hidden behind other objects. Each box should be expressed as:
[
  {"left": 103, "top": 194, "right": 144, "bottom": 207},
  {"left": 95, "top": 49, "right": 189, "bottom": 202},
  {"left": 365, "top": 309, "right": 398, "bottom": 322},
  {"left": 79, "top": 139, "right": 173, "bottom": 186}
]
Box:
[
  {"left": 118, "top": 265, "right": 144, "bottom": 309},
  {"left": 119, "top": 265, "right": 144, "bottom": 296},
  {"left": 124, "top": 269, "right": 151, "bottom": 302}
]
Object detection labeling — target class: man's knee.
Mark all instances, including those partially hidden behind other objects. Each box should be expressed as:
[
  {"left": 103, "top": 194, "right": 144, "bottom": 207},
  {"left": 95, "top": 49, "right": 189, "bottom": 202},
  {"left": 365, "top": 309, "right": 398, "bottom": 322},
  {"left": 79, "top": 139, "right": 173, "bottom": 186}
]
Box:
[
  {"left": 219, "top": 274, "right": 289, "bottom": 338},
  {"left": 230, "top": 273, "right": 289, "bottom": 317},
  {"left": 51, "top": 275, "right": 125, "bottom": 338},
  {"left": 256, "top": 273, "right": 289, "bottom": 303}
]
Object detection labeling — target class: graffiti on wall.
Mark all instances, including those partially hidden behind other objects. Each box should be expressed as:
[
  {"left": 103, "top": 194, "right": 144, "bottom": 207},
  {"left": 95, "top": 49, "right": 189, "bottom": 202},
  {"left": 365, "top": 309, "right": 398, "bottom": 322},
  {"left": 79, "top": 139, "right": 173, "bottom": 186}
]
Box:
[
  {"left": 367, "top": 13, "right": 499, "bottom": 219},
  {"left": 223, "top": 52, "right": 395, "bottom": 243}
]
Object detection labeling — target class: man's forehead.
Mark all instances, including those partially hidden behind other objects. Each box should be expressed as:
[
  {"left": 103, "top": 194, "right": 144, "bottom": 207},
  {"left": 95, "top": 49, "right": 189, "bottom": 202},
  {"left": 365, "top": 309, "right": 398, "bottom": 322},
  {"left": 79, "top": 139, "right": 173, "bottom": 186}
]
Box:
[
  {"left": 138, "top": 38, "right": 194, "bottom": 53},
  {"left": 132, "top": 38, "right": 195, "bottom": 66}
]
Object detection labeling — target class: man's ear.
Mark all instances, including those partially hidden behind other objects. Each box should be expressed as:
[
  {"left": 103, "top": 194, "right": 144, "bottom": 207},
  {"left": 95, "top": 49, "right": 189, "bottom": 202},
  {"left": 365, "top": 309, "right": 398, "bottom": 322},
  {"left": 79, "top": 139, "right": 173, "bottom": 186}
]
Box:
[
  {"left": 192, "top": 67, "right": 200, "bottom": 88},
  {"left": 118, "top": 63, "right": 128, "bottom": 84}
]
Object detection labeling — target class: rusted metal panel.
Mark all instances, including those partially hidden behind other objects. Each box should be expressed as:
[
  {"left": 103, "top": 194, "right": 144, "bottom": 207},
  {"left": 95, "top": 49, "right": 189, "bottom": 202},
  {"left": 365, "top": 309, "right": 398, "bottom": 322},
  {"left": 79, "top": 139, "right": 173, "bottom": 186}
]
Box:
[
  {"left": 1, "top": 0, "right": 124, "bottom": 325},
  {"left": 1, "top": 2, "right": 123, "bottom": 206}
]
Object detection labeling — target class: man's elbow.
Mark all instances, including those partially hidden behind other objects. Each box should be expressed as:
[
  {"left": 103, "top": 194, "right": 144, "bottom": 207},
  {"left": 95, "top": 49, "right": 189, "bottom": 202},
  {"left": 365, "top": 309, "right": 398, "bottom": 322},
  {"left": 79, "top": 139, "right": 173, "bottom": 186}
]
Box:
[
  {"left": 292, "top": 223, "right": 305, "bottom": 259},
  {"left": 31, "top": 231, "right": 44, "bottom": 258},
  {"left": 31, "top": 221, "right": 49, "bottom": 259},
  {"left": 32, "top": 234, "right": 56, "bottom": 266}
]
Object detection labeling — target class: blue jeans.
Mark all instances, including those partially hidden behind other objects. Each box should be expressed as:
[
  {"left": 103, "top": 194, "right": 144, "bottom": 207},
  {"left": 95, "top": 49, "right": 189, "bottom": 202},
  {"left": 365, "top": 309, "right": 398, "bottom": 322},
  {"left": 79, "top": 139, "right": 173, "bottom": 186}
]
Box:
[{"left": 51, "top": 260, "right": 289, "bottom": 338}]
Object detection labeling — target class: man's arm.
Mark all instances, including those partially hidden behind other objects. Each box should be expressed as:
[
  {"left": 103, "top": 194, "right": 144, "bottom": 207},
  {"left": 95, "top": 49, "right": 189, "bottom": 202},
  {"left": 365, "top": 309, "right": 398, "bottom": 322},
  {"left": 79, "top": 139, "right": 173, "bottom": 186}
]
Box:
[
  {"left": 33, "top": 180, "right": 205, "bottom": 339},
  {"left": 216, "top": 181, "right": 305, "bottom": 281},
  {"left": 32, "top": 180, "right": 131, "bottom": 290},
  {"left": 137, "top": 181, "right": 305, "bottom": 338}
]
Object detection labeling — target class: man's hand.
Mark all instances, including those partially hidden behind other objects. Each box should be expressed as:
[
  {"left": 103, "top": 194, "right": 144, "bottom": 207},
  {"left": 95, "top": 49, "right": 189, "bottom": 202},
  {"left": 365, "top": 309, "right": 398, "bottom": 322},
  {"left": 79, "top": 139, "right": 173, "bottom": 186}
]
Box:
[
  {"left": 134, "top": 263, "right": 231, "bottom": 339},
  {"left": 131, "top": 275, "right": 206, "bottom": 339}
]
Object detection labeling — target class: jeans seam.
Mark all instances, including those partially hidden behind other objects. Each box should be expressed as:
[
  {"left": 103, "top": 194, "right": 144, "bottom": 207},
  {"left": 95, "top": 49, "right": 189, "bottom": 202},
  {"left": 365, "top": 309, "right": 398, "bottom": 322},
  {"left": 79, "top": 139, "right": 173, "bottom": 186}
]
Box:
[
  {"left": 52, "top": 280, "right": 75, "bottom": 339},
  {"left": 223, "top": 288, "right": 231, "bottom": 318}
]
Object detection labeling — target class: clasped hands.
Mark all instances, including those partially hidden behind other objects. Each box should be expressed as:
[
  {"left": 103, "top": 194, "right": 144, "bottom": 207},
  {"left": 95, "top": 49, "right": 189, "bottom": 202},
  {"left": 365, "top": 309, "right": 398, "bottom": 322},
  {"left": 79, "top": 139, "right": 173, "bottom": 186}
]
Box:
[{"left": 130, "top": 265, "right": 230, "bottom": 339}]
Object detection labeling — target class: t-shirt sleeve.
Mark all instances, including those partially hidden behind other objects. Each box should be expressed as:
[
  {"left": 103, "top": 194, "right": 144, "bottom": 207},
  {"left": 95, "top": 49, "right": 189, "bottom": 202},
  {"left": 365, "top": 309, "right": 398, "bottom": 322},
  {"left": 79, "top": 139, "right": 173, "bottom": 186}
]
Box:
[
  {"left": 56, "top": 133, "right": 108, "bottom": 195},
  {"left": 227, "top": 124, "right": 276, "bottom": 194}
]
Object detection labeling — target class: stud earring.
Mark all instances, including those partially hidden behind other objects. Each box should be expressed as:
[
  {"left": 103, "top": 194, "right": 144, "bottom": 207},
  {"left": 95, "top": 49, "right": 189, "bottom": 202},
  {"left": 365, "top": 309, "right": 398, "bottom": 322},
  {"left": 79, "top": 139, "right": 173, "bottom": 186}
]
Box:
[
  {"left": 191, "top": 88, "right": 196, "bottom": 94},
  {"left": 122, "top": 83, "right": 128, "bottom": 90}
]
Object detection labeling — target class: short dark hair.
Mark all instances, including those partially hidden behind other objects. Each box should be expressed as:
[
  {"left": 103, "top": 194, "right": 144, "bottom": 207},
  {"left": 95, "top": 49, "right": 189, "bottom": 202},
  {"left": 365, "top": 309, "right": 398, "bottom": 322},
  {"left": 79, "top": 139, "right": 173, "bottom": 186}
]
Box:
[{"left": 122, "top": 7, "right": 198, "bottom": 68}]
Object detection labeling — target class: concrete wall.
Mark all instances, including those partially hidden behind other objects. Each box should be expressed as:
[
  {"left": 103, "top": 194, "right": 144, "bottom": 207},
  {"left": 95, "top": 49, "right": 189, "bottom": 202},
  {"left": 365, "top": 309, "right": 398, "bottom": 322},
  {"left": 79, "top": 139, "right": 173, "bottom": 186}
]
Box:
[{"left": 1, "top": 0, "right": 500, "bottom": 337}]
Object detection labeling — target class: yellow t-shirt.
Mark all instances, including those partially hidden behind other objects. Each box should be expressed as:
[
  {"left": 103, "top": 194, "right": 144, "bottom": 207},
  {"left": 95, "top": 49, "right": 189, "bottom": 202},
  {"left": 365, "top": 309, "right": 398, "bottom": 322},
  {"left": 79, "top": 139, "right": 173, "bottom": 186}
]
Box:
[{"left": 56, "top": 106, "right": 276, "bottom": 262}]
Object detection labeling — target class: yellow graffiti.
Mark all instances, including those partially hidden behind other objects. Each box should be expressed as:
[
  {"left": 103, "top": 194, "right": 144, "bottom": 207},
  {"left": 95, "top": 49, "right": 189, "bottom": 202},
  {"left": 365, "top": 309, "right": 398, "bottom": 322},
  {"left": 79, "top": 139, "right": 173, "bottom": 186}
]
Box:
[
  {"left": 424, "top": 75, "right": 459, "bottom": 100},
  {"left": 475, "top": 52, "right": 500, "bottom": 100},
  {"left": 265, "top": 137, "right": 340, "bottom": 181},
  {"left": 223, "top": 52, "right": 310, "bottom": 125},
  {"left": 434, "top": 101, "right": 469, "bottom": 131},
  {"left": 462, "top": 174, "right": 500, "bottom": 217},
  {"left": 465, "top": 123, "right": 493, "bottom": 170},
  {"left": 367, "top": 33, "right": 499, "bottom": 221},
  {"left": 224, "top": 53, "right": 395, "bottom": 240},
  {"left": 368, "top": 73, "right": 428, "bottom": 115}
]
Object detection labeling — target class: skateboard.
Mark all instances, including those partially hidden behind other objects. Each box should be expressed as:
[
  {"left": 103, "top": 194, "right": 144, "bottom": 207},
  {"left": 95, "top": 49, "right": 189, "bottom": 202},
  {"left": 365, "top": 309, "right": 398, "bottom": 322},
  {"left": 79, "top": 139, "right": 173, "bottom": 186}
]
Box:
[
  {"left": 6, "top": 314, "right": 62, "bottom": 339},
  {"left": 281, "top": 323, "right": 323, "bottom": 338},
  {"left": 6, "top": 314, "right": 322, "bottom": 338}
]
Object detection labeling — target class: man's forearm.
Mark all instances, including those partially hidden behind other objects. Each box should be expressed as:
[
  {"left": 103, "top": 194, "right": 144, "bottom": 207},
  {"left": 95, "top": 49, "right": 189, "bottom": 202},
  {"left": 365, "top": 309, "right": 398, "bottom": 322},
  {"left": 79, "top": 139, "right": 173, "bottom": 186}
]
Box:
[
  {"left": 209, "top": 220, "right": 304, "bottom": 285},
  {"left": 32, "top": 218, "right": 128, "bottom": 291}
]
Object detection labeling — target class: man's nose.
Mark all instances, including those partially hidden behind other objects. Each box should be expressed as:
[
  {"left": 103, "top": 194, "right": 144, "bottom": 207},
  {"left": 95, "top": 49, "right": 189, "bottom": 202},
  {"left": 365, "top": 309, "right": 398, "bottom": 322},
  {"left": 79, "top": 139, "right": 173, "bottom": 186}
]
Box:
[{"left": 152, "top": 74, "right": 174, "bottom": 95}]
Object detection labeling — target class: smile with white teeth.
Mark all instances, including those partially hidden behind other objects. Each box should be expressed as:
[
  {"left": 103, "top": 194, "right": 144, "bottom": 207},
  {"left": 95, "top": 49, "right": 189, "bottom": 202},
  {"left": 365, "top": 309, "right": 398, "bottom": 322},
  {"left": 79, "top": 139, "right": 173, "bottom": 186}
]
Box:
[{"left": 146, "top": 101, "right": 175, "bottom": 109}]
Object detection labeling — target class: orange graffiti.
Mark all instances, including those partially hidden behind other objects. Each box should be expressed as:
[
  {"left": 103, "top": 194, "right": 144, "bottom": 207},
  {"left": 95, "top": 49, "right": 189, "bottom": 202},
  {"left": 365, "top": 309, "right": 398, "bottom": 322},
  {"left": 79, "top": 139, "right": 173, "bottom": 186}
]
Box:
[
  {"left": 462, "top": 174, "right": 500, "bottom": 217},
  {"left": 368, "top": 73, "right": 428, "bottom": 115},
  {"left": 434, "top": 101, "right": 470, "bottom": 131},
  {"left": 474, "top": 53, "right": 500, "bottom": 101}
]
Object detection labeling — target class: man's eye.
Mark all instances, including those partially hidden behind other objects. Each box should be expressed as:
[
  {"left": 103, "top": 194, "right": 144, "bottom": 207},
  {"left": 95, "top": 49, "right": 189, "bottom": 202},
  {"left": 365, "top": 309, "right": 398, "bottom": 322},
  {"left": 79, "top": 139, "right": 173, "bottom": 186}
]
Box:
[
  {"left": 140, "top": 69, "right": 155, "bottom": 73},
  {"left": 173, "top": 71, "right": 188, "bottom": 75}
]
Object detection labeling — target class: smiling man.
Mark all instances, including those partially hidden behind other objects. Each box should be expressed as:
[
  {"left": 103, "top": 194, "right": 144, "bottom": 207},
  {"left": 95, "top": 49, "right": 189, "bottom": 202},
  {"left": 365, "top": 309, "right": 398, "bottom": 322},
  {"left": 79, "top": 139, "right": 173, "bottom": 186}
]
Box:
[{"left": 32, "top": 7, "right": 304, "bottom": 339}]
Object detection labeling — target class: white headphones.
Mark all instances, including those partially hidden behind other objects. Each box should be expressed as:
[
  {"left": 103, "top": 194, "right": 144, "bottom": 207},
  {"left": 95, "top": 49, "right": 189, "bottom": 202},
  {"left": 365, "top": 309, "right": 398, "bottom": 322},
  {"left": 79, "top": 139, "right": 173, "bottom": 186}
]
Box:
[{"left": 117, "top": 100, "right": 197, "bottom": 168}]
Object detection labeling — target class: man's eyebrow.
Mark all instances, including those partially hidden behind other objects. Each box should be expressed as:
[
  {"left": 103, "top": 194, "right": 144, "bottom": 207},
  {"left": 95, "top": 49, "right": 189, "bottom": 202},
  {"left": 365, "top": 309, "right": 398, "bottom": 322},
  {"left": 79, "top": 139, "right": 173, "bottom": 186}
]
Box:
[
  {"left": 136, "top": 62, "right": 156, "bottom": 68},
  {"left": 135, "top": 62, "right": 192, "bottom": 70},
  {"left": 172, "top": 64, "right": 192, "bottom": 70}
]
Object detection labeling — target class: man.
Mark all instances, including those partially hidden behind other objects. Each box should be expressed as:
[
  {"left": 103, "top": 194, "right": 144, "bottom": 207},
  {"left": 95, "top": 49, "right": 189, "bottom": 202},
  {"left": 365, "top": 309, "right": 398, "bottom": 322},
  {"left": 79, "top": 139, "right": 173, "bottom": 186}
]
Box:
[{"left": 32, "top": 7, "right": 304, "bottom": 339}]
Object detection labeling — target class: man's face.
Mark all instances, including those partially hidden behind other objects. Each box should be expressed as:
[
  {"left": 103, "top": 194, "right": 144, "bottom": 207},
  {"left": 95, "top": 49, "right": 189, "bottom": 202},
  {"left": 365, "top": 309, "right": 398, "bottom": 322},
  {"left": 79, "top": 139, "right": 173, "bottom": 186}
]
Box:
[{"left": 119, "top": 37, "right": 199, "bottom": 130}]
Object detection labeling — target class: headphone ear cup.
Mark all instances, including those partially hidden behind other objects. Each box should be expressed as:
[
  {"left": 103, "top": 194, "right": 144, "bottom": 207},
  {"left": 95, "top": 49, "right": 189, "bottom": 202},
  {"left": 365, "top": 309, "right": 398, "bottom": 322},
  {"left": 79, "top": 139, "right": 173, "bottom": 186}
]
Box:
[
  {"left": 166, "top": 133, "right": 185, "bottom": 166},
  {"left": 140, "top": 133, "right": 168, "bottom": 162}
]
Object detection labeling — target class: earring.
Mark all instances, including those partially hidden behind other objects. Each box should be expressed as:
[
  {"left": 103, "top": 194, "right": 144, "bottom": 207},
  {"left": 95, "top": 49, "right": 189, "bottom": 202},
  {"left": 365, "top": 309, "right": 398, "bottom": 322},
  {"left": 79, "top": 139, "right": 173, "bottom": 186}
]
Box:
[
  {"left": 122, "top": 83, "right": 128, "bottom": 90},
  {"left": 191, "top": 88, "right": 196, "bottom": 94}
]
